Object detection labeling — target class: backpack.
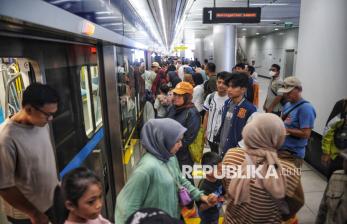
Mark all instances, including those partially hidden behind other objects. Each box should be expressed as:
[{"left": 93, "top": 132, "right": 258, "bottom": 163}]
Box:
[
  {"left": 333, "top": 100, "right": 347, "bottom": 149},
  {"left": 184, "top": 109, "right": 204, "bottom": 163}
]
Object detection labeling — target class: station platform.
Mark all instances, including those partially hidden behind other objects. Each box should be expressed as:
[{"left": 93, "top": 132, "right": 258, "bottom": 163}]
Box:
[{"left": 183, "top": 77, "right": 328, "bottom": 224}]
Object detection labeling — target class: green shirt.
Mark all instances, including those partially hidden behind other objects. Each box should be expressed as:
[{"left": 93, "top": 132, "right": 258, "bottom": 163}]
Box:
[{"left": 115, "top": 153, "right": 203, "bottom": 223}]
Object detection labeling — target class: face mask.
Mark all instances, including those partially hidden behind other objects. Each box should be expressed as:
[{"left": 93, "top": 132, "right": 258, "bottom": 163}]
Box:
[{"left": 269, "top": 71, "right": 276, "bottom": 76}]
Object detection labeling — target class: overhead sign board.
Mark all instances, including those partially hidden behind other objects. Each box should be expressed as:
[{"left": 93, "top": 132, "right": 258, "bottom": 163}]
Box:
[
  {"left": 203, "top": 7, "right": 261, "bottom": 24},
  {"left": 174, "top": 46, "right": 188, "bottom": 51}
]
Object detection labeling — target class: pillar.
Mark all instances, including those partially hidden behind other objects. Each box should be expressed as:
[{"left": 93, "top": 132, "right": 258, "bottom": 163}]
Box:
[{"left": 213, "top": 24, "right": 236, "bottom": 72}]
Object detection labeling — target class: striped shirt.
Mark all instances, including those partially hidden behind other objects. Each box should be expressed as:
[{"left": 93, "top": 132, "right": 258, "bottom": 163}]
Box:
[{"left": 222, "top": 148, "right": 301, "bottom": 224}]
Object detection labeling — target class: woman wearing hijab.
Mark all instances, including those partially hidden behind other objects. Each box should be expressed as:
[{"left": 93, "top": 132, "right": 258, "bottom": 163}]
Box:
[
  {"left": 223, "top": 113, "right": 302, "bottom": 224},
  {"left": 115, "top": 119, "right": 213, "bottom": 224},
  {"left": 166, "top": 82, "right": 201, "bottom": 179}
]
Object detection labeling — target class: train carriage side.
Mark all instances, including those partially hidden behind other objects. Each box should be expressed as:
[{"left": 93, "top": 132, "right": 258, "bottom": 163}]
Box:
[{"left": 0, "top": 11, "right": 147, "bottom": 221}]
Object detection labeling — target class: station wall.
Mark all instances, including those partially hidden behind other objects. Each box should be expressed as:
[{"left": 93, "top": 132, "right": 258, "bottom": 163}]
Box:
[
  {"left": 295, "top": 0, "right": 347, "bottom": 135},
  {"left": 239, "top": 28, "right": 299, "bottom": 79}
]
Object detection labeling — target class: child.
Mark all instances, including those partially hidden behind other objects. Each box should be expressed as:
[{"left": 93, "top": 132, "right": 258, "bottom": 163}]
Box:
[
  {"left": 154, "top": 84, "right": 170, "bottom": 118},
  {"left": 197, "top": 152, "right": 224, "bottom": 224},
  {"left": 62, "top": 167, "right": 111, "bottom": 224}
]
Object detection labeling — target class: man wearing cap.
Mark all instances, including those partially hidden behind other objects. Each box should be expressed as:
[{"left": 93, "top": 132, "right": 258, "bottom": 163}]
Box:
[
  {"left": 166, "top": 82, "right": 201, "bottom": 180},
  {"left": 141, "top": 62, "right": 160, "bottom": 91},
  {"left": 316, "top": 149, "right": 347, "bottom": 224},
  {"left": 278, "top": 76, "right": 316, "bottom": 167},
  {"left": 151, "top": 62, "right": 169, "bottom": 96},
  {"left": 263, "top": 64, "right": 284, "bottom": 116}
]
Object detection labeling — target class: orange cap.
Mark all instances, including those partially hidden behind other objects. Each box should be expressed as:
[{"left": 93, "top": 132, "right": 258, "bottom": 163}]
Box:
[{"left": 172, "top": 82, "right": 193, "bottom": 95}]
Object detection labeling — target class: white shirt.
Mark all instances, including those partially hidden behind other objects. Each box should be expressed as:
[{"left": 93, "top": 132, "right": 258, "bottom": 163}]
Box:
[
  {"left": 203, "top": 92, "right": 229, "bottom": 142},
  {"left": 192, "top": 84, "right": 205, "bottom": 112},
  {"left": 177, "top": 65, "right": 188, "bottom": 81},
  {"left": 141, "top": 70, "right": 157, "bottom": 90}
]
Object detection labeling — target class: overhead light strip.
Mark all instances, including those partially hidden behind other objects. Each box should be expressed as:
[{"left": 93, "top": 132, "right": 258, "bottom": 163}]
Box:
[
  {"left": 50, "top": 0, "right": 81, "bottom": 4},
  {"left": 158, "top": 0, "right": 168, "bottom": 49},
  {"left": 250, "top": 3, "right": 289, "bottom": 6},
  {"left": 128, "top": 0, "right": 164, "bottom": 48},
  {"left": 95, "top": 11, "right": 113, "bottom": 15},
  {"left": 96, "top": 16, "right": 121, "bottom": 20},
  {"left": 170, "top": 0, "right": 195, "bottom": 51}
]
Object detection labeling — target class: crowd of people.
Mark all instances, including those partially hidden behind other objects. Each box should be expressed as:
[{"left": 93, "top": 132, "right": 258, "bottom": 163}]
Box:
[{"left": 0, "top": 57, "right": 346, "bottom": 224}]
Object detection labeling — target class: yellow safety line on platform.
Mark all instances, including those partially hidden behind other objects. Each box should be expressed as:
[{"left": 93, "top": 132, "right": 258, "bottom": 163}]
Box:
[
  {"left": 185, "top": 217, "right": 224, "bottom": 224},
  {"left": 123, "top": 138, "right": 139, "bottom": 165}
]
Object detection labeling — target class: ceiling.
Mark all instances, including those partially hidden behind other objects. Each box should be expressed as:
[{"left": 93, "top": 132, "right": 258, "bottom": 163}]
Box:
[
  {"left": 183, "top": 0, "right": 301, "bottom": 39},
  {"left": 44, "top": 0, "right": 160, "bottom": 46},
  {"left": 43, "top": 0, "right": 301, "bottom": 52}
]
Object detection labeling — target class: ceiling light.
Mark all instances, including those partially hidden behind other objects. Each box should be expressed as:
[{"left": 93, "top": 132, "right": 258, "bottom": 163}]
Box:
[
  {"left": 50, "top": 0, "right": 81, "bottom": 4},
  {"left": 96, "top": 16, "right": 121, "bottom": 20},
  {"left": 256, "top": 32, "right": 260, "bottom": 35},
  {"left": 101, "top": 23, "right": 123, "bottom": 26},
  {"left": 274, "top": 28, "right": 279, "bottom": 31},
  {"left": 95, "top": 11, "right": 113, "bottom": 15},
  {"left": 242, "top": 28, "right": 247, "bottom": 31},
  {"left": 128, "top": 0, "right": 164, "bottom": 47},
  {"left": 250, "top": 3, "right": 289, "bottom": 6},
  {"left": 158, "top": 0, "right": 168, "bottom": 48}
]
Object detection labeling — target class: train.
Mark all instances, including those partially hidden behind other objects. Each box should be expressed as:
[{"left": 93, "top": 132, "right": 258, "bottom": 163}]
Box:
[{"left": 0, "top": 0, "right": 151, "bottom": 219}]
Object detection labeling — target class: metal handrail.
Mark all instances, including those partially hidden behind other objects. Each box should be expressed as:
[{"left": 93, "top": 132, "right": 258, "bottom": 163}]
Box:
[{"left": 4, "top": 73, "right": 24, "bottom": 118}]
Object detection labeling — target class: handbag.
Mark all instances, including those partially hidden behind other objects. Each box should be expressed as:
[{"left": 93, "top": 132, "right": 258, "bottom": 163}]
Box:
[
  {"left": 282, "top": 181, "right": 305, "bottom": 221},
  {"left": 165, "top": 165, "right": 192, "bottom": 206}
]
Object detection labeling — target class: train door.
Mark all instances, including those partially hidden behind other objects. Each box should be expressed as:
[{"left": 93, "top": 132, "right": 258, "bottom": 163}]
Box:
[
  {"left": 0, "top": 36, "right": 115, "bottom": 219},
  {"left": 0, "top": 58, "right": 41, "bottom": 219},
  {"left": 115, "top": 46, "right": 147, "bottom": 180}
]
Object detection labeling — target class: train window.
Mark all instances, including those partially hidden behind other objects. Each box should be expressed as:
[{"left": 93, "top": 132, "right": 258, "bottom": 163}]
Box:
[
  {"left": 80, "top": 66, "right": 94, "bottom": 135},
  {"left": 90, "top": 66, "right": 102, "bottom": 127}
]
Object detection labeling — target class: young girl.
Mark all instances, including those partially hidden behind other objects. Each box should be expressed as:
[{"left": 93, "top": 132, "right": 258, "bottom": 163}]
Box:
[{"left": 62, "top": 167, "right": 111, "bottom": 224}]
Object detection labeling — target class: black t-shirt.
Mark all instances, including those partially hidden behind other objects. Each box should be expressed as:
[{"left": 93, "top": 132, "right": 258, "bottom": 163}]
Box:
[
  {"left": 326, "top": 99, "right": 347, "bottom": 125},
  {"left": 197, "top": 179, "right": 223, "bottom": 222}
]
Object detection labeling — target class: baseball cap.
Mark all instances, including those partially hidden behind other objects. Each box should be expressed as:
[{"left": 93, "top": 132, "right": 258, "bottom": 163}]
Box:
[
  {"left": 151, "top": 62, "right": 161, "bottom": 68},
  {"left": 278, "top": 76, "right": 302, "bottom": 93},
  {"left": 172, "top": 81, "right": 193, "bottom": 95},
  {"left": 184, "top": 66, "right": 194, "bottom": 75}
]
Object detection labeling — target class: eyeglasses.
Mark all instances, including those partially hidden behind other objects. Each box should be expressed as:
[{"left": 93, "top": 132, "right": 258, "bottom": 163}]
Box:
[{"left": 32, "top": 105, "right": 56, "bottom": 118}]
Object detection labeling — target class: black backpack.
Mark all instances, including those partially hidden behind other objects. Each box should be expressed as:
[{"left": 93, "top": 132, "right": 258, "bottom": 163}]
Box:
[{"left": 334, "top": 100, "right": 347, "bottom": 149}]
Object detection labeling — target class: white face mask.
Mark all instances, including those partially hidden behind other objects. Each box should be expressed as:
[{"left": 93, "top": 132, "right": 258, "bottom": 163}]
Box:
[{"left": 269, "top": 71, "right": 276, "bottom": 76}]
